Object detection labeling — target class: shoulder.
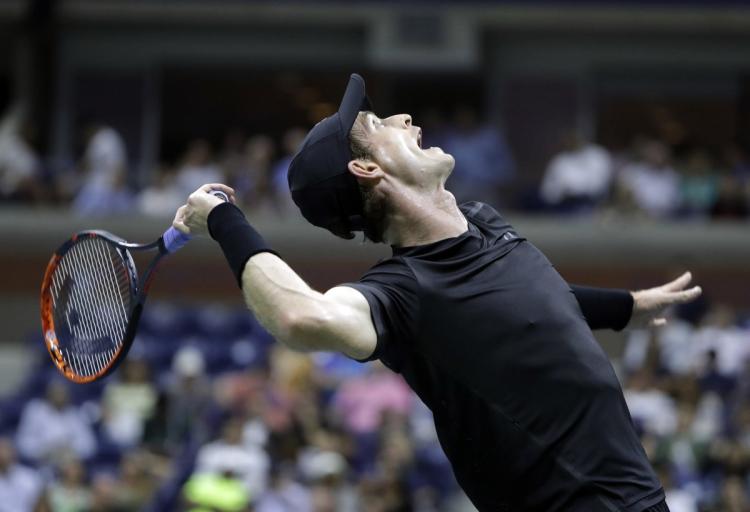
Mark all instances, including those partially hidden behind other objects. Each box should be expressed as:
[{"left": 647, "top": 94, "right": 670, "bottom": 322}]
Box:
[
  {"left": 344, "top": 256, "right": 418, "bottom": 313},
  {"left": 359, "top": 255, "right": 417, "bottom": 287},
  {"left": 460, "top": 201, "right": 499, "bottom": 220},
  {"left": 337, "top": 256, "right": 419, "bottom": 367},
  {"left": 459, "top": 201, "right": 514, "bottom": 230}
]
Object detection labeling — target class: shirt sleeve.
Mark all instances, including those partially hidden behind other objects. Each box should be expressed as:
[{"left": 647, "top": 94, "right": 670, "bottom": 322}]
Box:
[
  {"left": 571, "top": 285, "right": 633, "bottom": 331},
  {"left": 340, "top": 257, "right": 419, "bottom": 371}
]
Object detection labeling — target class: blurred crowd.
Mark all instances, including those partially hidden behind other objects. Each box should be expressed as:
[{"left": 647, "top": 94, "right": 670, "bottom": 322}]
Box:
[
  {"left": 0, "top": 297, "right": 748, "bottom": 512},
  {"left": 0, "top": 304, "right": 464, "bottom": 512},
  {"left": 622, "top": 300, "right": 750, "bottom": 512},
  {"left": 535, "top": 133, "right": 750, "bottom": 221},
  {"left": 1, "top": 104, "right": 749, "bottom": 221}
]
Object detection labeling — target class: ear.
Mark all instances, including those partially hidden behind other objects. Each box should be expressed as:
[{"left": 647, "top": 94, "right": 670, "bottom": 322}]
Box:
[{"left": 347, "top": 159, "right": 384, "bottom": 185}]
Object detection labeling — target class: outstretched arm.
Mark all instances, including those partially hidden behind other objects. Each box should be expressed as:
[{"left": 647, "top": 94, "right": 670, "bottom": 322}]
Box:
[
  {"left": 172, "top": 185, "right": 377, "bottom": 360},
  {"left": 572, "top": 272, "right": 702, "bottom": 331},
  {"left": 571, "top": 285, "right": 633, "bottom": 331}
]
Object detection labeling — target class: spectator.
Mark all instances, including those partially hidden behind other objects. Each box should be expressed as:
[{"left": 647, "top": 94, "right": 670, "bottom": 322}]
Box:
[
  {"left": 88, "top": 473, "right": 121, "bottom": 512},
  {"left": 698, "top": 350, "right": 737, "bottom": 397},
  {"left": 693, "top": 305, "right": 749, "bottom": 377},
  {"left": 73, "top": 123, "right": 133, "bottom": 215},
  {"left": 0, "top": 104, "right": 42, "bottom": 202},
  {"left": 49, "top": 457, "right": 92, "bottom": 512},
  {"left": 653, "top": 404, "right": 708, "bottom": 483},
  {"left": 114, "top": 451, "right": 161, "bottom": 510},
  {"left": 618, "top": 138, "right": 680, "bottom": 218},
  {"left": 16, "top": 380, "right": 96, "bottom": 464},
  {"left": 299, "top": 449, "right": 357, "bottom": 512},
  {"left": 678, "top": 148, "right": 718, "bottom": 217},
  {"left": 0, "top": 437, "right": 46, "bottom": 512},
  {"left": 653, "top": 316, "right": 701, "bottom": 376},
  {"left": 256, "top": 464, "right": 311, "bottom": 512},
  {"left": 442, "top": 105, "right": 515, "bottom": 206},
  {"left": 235, "top": 135, "right": 276, "bottom": 211},
  {"left": 164, "top": 346, "right": 212, "bottom": 449},
  {"left": 175, "top": 139, "right": 223, "bottom": 197},
  {"left": 623, "top": 368, "right": 678, "bottom": 436},
  {"left": 194, "top": 417, "right": 270, "bottom": 499},
  {"left": 539, "top": 130, "right": 613, "bottom": 212},
  {"left": 711, "top": 174, "right": 749, "bottom": 220},
  {"left": 722, "top": 143, "right": 750, "bottom": 183},
  {"left": 717, "top": 475, "right": 750, "bottom": 512},
  {"left": 270, "top": 127, "right": 308, "bottom": 211},
  {"left": 101, "top": 358, "right": 157, "bottom": 447},
  {"left": 219, "top": 129, "right": 248, "bottom": 184},
  {"left": 136, "top": 164, "right": 183, "bottom": 216},
  {"left": 182, "top": 469, "right": 250, "bottom": 512},
  {"left": 655, "top": 463, "right": 698, "bottom": 512},
  {"left": 331, "top": 362, "right": 412, "bottom": 437}
]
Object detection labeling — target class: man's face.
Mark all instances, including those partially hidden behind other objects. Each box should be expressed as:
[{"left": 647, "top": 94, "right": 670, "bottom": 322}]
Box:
[{"left": 352, "top": 111, "right": 454, "bottom": 189}]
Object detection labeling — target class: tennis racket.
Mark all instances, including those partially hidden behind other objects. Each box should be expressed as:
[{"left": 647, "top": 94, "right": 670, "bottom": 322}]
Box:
[{"left": 40, "top": 190, "right": 229, "bottom": 383}]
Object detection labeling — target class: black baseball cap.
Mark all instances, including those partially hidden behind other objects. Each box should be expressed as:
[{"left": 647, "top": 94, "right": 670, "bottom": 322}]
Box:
[{"left": 287, "top": 73, "right": 372, "bottom": 239}]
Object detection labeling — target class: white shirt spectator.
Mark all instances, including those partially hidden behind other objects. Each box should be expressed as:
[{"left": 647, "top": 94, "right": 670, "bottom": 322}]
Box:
[
  {"left": 73, "top": 126, "right": 132, "bottom": 215},
  {"left": 657, "top": 320, "right": 702, "bottom": 375},
  {"left": 15, "top": 398, "right": 96, "bottom": 462},
  {"left": 624, "top": 388, "right": 678, "bottom": 436},
  {"left": 619, "top": 161, "right": 680, "bottom": 217},
  {"left": 102, "top": 381, "right": 157, "bottom": 447},
  {"left": 0, "top": 107, "right": 39, "bottom": 197},
  {"left": 0, "top": 464, "right": 43, "bottom": 512},
  {"left": 540, "top": 144, "right": 612, "bottom": 204},
  {"left": 665, "top": 488, "right": 698, "bottom": 512},
  {"left": 84, "top": 127, "right": 127, "bottom": 187},
  {"left": 623, "top": 321, "right": 706, "bottom": 377},
  {"left": 692, "top": 325, "right": 750, "bottom": 377}
]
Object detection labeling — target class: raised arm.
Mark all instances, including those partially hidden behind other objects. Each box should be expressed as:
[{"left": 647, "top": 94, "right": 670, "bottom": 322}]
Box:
[
  {"left": 239, "top": 253, "right": 376, "bottom": 358},
  {"left": 172, "top": 185, "right": 377, "bottom": 360},
  {"left": 572, "top": 272, "right": 702, "bottom": 331}
]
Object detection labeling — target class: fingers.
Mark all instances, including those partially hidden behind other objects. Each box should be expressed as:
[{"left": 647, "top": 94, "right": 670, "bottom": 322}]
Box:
[
  {"left": 198, "top": 183, "right": 236, "bottom": 203},
  {"left": 667, "top": 285, "right": 703, "bottom": 304},
  {"left": 172, "top": 205, "right": 190, "bottom": 234},
  {"left": 660, "top": 271, "right": 692, "bottom": 292}
]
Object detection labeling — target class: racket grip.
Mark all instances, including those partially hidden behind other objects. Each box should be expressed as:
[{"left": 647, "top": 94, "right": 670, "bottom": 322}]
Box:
[
  {"left": 162, "top": 226, "right": 192, "bottom": 253},
  {"left": 162, "top": 190, "right": 229, "bottom": 254}
]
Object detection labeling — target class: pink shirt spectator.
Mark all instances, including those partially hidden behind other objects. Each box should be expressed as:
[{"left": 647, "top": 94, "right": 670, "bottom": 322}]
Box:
[{"left": 332, "top": 365, "right": 413, "bottom": 434}]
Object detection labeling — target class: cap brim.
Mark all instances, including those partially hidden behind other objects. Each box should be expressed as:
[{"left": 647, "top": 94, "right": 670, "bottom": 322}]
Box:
[{"left": 338, "top": 73, "right": 372, "bottom": 133}]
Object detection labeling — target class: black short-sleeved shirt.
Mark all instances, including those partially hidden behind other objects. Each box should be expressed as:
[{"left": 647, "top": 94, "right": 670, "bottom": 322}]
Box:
[{"left": 343, "top": 202, "right": 664, "bottom": 512}]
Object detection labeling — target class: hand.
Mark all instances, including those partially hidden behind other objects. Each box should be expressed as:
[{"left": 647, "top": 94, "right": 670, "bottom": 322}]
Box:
[
  {"left": 630, "top": 272, "right": 702, "bottom": 328},
  {"left": 172, "top": 183, "right": 236, "bottom": 236}
]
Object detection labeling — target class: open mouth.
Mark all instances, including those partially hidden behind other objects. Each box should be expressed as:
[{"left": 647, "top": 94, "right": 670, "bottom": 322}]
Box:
[{"left": 417, "top": 129, "right": 422, "bottom": 149}]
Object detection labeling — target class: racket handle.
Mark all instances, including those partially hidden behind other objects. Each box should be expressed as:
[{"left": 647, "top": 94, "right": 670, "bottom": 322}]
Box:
[
  {"left": 162, "top": 190, "right": 230, "bottom": 254},
  {"left": 162, "top": 226, "right": 192, "bottom": 253}
]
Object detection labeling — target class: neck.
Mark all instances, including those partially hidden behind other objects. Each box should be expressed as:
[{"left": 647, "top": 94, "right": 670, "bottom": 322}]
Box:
[{"left": 383, "top": 185, "right": 468, "bottom": 247}]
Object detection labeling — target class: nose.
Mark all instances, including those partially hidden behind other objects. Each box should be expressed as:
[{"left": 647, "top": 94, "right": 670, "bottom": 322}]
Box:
[{"left": 401, "top": 114, "right": 412, "bottom": 128}]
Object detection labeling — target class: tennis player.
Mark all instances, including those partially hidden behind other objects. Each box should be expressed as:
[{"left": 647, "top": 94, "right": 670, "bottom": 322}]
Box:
[{"left": 173, "top": 74, "right": 701, "bottom": 512}]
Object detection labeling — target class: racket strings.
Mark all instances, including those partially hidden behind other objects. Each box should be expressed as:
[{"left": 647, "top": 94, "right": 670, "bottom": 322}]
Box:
[{"left": 50, "top": 237, "right": 133, "bottom": 377}]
